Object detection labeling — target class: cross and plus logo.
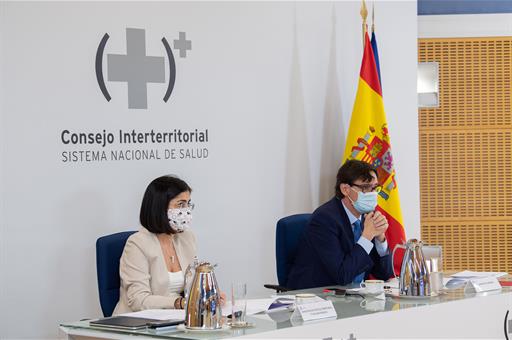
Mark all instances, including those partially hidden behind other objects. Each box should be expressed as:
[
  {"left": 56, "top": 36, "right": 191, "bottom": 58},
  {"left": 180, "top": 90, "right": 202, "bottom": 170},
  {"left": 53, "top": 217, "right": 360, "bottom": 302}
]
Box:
[{"left": 95, "top": 28, "right": 191, "bottom": 109}]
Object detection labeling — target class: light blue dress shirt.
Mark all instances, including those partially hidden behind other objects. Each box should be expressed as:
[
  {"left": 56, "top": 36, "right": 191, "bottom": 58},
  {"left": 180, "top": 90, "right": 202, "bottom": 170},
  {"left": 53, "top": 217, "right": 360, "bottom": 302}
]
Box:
[{"left": 341, "top": 201, "right": 389, "bottom": 257}]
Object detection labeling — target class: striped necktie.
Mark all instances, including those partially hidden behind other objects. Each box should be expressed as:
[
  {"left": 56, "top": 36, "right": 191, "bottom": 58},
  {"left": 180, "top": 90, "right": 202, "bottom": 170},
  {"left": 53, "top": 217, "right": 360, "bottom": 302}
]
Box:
[{"left": 353, "top": 219, "right": 365, "bottom": 284}]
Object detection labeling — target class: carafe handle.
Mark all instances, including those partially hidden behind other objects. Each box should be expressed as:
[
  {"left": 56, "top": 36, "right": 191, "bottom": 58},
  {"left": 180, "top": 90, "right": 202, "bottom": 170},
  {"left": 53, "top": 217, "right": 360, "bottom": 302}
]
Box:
[{"left": 391, "top": 244, "right": 406, "bottom": 278}]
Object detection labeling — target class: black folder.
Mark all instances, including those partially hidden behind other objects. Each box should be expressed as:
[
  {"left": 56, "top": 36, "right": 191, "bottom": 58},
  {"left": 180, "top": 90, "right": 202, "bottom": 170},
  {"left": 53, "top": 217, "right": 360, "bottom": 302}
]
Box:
[{"left": 89, "top": 316, "right": 168, "bottom": 330}]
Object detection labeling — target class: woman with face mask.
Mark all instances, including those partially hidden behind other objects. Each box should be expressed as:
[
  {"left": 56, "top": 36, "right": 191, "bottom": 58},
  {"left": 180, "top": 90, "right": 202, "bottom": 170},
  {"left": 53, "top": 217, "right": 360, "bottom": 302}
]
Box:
[{"left": 113, "top": 175, "right": 198, "bottom": 314}]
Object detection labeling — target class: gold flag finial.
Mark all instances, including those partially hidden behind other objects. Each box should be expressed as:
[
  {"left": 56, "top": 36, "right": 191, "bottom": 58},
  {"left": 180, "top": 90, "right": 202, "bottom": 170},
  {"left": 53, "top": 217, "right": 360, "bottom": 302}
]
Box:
[
  {"left": 360, "top": 0, "right": 368, "bottom": 45},
  {"left": 371, "top": 2, "right": 375, "bottom": 33}
]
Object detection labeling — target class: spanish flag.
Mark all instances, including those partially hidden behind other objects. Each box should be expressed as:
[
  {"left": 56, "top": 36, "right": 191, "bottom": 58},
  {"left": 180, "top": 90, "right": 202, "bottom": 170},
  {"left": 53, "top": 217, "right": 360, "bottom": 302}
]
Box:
[{"left": 343, "top": 31, "right": 406, "bottom": 274}]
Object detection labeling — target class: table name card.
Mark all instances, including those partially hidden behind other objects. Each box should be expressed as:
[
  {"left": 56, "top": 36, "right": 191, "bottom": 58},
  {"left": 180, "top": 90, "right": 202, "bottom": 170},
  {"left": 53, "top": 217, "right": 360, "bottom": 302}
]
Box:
[
  {"left": 297, "top": 300, "right": 337, "bottom": 321},
  {"left": 464, "top": 276, "right": 502, "bottom": 293}
]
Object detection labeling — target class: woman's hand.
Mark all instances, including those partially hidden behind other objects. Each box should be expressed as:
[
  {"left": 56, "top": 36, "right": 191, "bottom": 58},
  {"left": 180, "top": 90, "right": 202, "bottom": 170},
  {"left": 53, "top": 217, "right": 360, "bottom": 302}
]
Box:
[
  {"left": 219, "top": 292, "right": 227, "bottom": 306},
  {"left": 175, "top": 296, "right": 187, "bottom": 309}
]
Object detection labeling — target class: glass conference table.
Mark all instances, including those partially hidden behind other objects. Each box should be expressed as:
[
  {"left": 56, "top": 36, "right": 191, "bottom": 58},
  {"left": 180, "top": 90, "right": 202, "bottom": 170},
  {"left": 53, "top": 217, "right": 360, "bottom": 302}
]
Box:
[{"left": 60, "top": 282, "right": 512, "bottom": 339}]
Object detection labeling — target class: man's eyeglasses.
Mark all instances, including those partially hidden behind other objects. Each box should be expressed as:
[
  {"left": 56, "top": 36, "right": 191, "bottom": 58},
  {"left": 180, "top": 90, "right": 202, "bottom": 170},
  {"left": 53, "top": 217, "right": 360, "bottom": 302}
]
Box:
[{"left": 351, "top": 184, "right": 382, "bottom": 193}]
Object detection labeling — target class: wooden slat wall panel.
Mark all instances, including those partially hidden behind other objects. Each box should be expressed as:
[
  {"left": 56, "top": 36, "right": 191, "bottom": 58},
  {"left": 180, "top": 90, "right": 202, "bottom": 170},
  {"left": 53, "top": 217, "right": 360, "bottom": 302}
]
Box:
[
  {"left": 420, "top": 131, "right": 512, "bottom": 220},
  {"left": 418, "top": 37, "right": 512, "bottom": 273},
  {"left": 419, "top": 38, "right": 512, "bottom": 129},
  {"left": 422, "top": 222, "right": 512, "bottom": 272}
]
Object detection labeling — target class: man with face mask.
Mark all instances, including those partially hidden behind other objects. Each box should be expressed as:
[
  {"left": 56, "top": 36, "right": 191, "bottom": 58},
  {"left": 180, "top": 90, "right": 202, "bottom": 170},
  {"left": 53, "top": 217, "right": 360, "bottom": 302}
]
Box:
[{"left": 287, "top": 160, "right": 394, "bottom": 289}]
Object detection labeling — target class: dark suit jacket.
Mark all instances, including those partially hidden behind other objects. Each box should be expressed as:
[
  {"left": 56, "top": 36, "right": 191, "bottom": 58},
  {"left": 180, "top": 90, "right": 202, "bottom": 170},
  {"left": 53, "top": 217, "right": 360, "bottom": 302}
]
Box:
[{"left": 287, "top": 197, "right": 393, "bottom": 289}]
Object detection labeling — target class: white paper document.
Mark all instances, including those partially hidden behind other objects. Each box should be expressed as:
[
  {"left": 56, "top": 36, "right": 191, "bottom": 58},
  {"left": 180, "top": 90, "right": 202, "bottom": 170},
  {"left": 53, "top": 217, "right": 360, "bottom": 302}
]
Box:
[
  {"left": 450, "top": 271, "right": 507, "bottom": 279},
  {"left": 120, "top": 309, "right": 185, "bottom": 320},
  {"left": 345, "top": 287, "right": 385, "bottom": 300},
  {"left": 385, "top": 277, "right": 399, "bottom": 289},
  {"left": 465, "top": 276, "right": 502, "bottom": 293},
  {"left": 221, "top": 298, "right": 275, "bottom": 317},
  {"left": 266, "top": 296, "right": 295, "bottom": 313},
  {"left": 445, "top": 271, "right": 507, "bottom": 290},
  {"left": 296, "top": 300, "right": 337, "bottom": 321},
  {"left": 271, "top": 294, "right": 296, "bottom": 300}
]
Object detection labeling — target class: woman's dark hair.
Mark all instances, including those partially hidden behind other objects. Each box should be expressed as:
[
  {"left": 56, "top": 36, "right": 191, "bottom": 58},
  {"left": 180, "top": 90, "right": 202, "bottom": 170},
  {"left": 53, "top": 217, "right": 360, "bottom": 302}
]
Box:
[
  {"left": 140, "top": 175, "right": 192, "bottom": 234},
  {"left": 335, "top": 160, "right": 377, "bottom": 199}
]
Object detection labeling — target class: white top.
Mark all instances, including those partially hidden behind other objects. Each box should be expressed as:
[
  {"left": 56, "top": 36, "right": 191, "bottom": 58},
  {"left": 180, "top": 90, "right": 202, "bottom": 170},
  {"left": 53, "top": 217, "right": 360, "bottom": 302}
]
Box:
[{"left": 168, "top": 270, "right": 185, "bottom": 295}]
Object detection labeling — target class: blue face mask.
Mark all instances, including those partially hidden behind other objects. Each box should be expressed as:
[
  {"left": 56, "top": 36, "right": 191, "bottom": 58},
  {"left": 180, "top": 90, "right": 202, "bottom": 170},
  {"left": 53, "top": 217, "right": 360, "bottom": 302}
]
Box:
[{"left": 349, "top": 189, "right": 378, "bottom": 214}]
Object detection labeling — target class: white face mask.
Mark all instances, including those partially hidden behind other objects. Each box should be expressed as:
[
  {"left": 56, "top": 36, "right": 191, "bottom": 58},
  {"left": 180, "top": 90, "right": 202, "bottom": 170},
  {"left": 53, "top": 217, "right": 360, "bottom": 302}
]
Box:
[
  {"left": 349, "top": 190, "right": 378, "bottom": 214},
  {"left": 167, "top": 207, "right": 193, "bottom": 232}
]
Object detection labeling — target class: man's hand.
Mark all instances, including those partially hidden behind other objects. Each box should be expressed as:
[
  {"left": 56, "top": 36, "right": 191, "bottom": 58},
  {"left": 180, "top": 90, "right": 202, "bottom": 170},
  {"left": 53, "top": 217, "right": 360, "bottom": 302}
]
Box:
[
  {"left": 372, "top": 211, "right": 388, "bottom": 242},
  {"left": 362, "top": 211, "right": 389, "bottom": 242},
  {"left": 361, "top": 212, "right": 378, "bottom": 241}
]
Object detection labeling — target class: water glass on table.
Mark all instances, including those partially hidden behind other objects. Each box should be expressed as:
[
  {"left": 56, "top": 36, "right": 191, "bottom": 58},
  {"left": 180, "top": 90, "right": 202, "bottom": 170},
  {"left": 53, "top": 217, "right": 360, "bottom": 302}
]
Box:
[
  {"left": 430, "top": 271, "right": 444, "bottom": 293},
  {"left": 429, "top": 257, "right": 444, "bottom": 293},
  {"left": 231, "top": 283, "right": 247, "bottom": 326}
]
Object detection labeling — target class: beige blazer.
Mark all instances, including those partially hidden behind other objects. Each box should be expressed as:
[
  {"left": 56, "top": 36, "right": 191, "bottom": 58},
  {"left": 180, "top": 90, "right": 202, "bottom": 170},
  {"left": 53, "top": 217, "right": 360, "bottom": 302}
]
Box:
[{"left": 113, "top": 226, "right": 197, "bottom": 315}]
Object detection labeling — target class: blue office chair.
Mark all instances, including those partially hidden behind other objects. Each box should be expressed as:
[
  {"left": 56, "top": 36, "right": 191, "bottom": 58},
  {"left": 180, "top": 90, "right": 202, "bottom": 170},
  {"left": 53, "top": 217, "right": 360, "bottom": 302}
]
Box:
[
  {"left": 264, "top": 213, "right": 311, "bottom": 292},
  {"left": 96, "top": 231, "right": 136, "bottom": 317}
]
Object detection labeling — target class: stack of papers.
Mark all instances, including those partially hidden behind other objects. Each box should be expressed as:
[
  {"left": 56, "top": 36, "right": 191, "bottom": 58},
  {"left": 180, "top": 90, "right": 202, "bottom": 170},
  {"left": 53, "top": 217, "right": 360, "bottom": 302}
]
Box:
[
  {"left": 221, "top": 298, "right": 276, "bottom": 317},
  {"left": 121, "top": 309, "right": 185, "bottom": 320},
  {"left": 122, "top": 298, "right": 285, "bottom": 320},
  {"left": 450, "top": 271, "right": 507, "bottom": 279},
  {"left": 266, "top": 297, "right": 295, "bottom": 313},
  {"left": 446, "top": 271, "right": 507, "bottom": 289},
  {"left": 345, "top": 287, "right": 385, "bottom": 300}
]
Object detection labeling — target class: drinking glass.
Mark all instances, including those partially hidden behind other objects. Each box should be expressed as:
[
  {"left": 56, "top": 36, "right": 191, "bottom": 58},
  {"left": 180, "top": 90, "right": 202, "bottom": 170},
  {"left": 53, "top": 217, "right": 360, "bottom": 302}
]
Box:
[{"left": 231, "top": 283, "right": 247, "bottom": 326}]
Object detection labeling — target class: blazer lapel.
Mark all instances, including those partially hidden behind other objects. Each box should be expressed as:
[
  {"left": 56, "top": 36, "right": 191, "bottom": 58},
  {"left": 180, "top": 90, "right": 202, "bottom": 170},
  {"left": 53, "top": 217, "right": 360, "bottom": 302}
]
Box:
[{"left": 333, "top": 197, "right": 356, "bottom": 245}]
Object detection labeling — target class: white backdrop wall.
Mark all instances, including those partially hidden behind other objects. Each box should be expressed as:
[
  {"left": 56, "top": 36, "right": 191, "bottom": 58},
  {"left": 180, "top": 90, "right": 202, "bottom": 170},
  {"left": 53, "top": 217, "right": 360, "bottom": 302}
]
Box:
[
  {"left": 0, "top": 1, "right": 418, "bottom": 338},
  {"left": 419, "top": 13, "right": 512, "bottom": 38}
]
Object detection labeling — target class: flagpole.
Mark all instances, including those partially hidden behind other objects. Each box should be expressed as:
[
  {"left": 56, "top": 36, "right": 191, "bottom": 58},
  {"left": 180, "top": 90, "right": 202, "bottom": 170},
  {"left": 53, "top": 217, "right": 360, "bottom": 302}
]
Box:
[
  {"left": 371, "top": 2, "right": 375, "bottom": 33},
  {"left": 360, "top": 0, "right": 368, "bottom": 46}
]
